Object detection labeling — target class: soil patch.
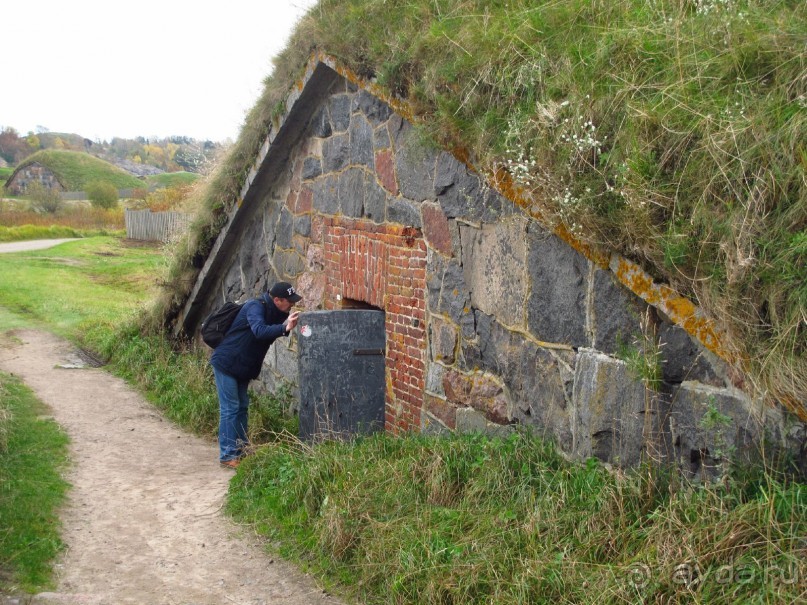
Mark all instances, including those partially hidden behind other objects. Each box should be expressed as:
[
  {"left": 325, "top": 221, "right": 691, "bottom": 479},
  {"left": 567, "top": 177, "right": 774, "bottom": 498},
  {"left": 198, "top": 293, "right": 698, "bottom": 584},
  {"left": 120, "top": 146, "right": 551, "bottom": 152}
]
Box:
[{"left": 0, "top": 329, "right": 345, "bottom": 605}]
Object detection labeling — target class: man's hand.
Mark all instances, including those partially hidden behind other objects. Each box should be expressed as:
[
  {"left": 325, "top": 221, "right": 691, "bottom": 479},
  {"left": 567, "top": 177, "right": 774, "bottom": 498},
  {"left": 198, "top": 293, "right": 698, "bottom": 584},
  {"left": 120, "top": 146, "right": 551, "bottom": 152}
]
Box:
[{"left": 284, "top": 311, "right": 300, "bottom": 333}]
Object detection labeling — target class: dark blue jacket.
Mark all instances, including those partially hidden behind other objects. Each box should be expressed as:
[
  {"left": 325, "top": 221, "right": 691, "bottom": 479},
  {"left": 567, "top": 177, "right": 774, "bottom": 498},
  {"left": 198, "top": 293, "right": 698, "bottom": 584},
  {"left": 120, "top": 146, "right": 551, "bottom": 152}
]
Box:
[{"left": 209, "top": 293, "right": 289, "bottom": 381}]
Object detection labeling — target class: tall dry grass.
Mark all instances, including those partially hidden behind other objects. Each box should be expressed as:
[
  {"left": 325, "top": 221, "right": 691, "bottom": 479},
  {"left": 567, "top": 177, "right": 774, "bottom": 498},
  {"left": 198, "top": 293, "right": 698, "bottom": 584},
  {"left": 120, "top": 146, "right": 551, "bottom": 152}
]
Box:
[{"left": 0, "top": 202, "right": 124, "bottom": 235}]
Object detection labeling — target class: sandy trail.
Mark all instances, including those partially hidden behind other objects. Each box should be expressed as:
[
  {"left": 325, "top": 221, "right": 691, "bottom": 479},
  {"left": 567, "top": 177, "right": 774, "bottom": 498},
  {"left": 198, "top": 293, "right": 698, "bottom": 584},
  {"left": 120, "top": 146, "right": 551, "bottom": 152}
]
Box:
[
  {"left": 0, "top": 240, "right": 82, "bottom": 254},
  {"left": 0, "top": 329, "right": 344, "bottom": 605}
]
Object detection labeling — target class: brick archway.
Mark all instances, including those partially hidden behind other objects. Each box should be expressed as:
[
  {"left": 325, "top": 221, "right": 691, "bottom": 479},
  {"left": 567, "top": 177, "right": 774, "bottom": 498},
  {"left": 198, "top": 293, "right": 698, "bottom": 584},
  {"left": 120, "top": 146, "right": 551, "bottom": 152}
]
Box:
[{"left": 321, "top": 217, "right": 426, "bottom": 433}]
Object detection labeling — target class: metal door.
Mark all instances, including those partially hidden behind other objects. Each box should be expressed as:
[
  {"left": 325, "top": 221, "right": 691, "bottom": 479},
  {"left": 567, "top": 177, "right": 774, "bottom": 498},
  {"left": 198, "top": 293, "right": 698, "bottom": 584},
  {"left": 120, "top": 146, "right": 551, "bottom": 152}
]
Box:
[{"left": 297, "top": 310, "right": 386, "bottom": 441}]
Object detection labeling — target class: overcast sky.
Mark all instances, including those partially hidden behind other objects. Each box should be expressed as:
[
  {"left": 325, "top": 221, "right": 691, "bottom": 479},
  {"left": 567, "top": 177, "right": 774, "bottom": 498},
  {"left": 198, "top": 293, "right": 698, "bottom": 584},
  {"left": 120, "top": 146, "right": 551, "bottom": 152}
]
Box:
[{"left": 0, "top": 0, "right": 319, "bottom": 143}]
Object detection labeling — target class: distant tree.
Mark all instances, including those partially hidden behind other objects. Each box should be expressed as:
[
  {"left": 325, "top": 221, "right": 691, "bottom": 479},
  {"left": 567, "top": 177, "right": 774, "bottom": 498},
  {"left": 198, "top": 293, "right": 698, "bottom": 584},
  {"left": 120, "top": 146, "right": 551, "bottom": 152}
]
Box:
[
  {"left": 86, "top": 180, "right": 118, "bottom": 209},
  {"left": 25, "top": 132, "right": 40, "bottom": 150},
  {"left": 143, "top": 144, "right": 166, "bottom": 169},
  {"left": 0, "top": 127, "right": 31, "bottom": 163},
  {"left": 26, "top": 181, "right": 63, "bottom": 214}
]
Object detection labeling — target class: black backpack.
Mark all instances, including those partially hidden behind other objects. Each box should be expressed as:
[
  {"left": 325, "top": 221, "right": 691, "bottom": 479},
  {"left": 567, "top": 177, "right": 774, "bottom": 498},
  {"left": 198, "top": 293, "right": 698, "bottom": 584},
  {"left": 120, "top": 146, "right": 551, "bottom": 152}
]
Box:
[{"left": 200, "top": 301, "right": 246, "bottom": 348}]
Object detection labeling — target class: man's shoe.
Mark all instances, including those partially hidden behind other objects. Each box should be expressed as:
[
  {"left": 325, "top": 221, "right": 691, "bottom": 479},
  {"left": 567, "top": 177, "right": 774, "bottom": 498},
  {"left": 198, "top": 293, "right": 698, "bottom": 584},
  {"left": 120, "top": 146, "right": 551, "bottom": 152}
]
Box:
[{"left": 220, "top": 459, "right": 240, "bottom": 469}]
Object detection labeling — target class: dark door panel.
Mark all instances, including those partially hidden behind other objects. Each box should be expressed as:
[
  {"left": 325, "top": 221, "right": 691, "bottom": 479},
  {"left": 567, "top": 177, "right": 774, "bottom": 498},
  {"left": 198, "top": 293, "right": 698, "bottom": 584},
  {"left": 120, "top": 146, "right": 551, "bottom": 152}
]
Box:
[{"left": 298, "top": 310, "right": 386, "bottom": 441}]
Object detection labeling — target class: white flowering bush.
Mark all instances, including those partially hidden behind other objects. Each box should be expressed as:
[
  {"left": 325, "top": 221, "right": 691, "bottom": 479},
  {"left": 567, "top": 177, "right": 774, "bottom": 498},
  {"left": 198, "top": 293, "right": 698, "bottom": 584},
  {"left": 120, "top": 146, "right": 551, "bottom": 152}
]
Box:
[{"left": 694, "top": 0, "right": 737, "bottom": 16}]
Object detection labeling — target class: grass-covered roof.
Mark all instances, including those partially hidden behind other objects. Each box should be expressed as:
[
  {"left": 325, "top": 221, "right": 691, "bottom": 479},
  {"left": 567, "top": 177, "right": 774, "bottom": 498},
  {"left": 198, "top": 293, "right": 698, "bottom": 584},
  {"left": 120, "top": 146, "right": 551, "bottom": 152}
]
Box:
[
  {"left": 158, "top": 0, "right": 806, "bottom": 413},
  {"left": 12, "top": 149, "right": 144, "bottom": 191}
]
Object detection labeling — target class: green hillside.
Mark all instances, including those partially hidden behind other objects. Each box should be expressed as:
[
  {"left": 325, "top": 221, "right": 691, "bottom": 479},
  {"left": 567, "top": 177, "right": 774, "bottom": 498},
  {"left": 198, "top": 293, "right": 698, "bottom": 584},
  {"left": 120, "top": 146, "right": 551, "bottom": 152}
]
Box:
[
  {"left": 146, "top": 171, "right": 200, "bottom": 189},
  {"left": 161, "top": 0, "right": 805, "bottom": 409},
  {"left": 13, "top": 150, "right": 144, "bottom": 191}
]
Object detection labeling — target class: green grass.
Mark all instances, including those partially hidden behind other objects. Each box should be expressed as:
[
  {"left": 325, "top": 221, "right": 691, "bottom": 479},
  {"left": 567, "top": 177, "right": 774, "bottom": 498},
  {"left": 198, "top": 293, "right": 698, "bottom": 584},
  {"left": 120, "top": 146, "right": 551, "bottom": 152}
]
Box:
[
  {"left": 0, "top": 372, "right": 70, "bottom": 593},
  {"left": 146, "top": 171, "right": 201, "bottom": 189},
  {"left": 12, "top": 150, "right": 144, "bottom": 191},
  {"left": 0, "top": 237, "right": 165, "bottom": 338},
  {"left": 0, "top": 225, "right": 85, "bottom": 242},
  {"left": 228, "top": 431, "right": 806, "bottom": 605}
]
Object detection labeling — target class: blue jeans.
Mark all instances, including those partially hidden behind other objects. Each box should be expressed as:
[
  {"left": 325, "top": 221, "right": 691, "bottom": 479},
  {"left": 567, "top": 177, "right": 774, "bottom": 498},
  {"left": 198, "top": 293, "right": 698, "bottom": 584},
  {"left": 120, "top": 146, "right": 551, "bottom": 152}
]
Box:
[{"left": 213, "top": 367, "right": 250, "bottom": 462}]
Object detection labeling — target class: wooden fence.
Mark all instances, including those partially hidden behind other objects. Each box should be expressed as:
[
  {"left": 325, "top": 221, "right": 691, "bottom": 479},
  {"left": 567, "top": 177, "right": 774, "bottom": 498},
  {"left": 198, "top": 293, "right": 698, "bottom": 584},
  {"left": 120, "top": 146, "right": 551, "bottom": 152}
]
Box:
[{"left": 125, "top": 209, "right": 190, "bottom": 242}]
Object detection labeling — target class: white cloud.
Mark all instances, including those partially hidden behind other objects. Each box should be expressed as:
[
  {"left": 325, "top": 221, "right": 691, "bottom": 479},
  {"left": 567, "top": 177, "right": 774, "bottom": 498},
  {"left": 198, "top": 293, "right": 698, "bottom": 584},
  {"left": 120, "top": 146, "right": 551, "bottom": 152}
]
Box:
[{"left": 0, "top": 0, "right": 319, "bottom": 142}]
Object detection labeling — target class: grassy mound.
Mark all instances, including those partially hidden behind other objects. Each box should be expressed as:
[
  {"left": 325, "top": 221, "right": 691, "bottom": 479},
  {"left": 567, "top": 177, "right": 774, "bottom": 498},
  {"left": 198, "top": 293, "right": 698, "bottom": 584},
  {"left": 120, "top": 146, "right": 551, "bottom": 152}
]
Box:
[{"left": 11, "top": 149, "right": 144, "bottom": 191}]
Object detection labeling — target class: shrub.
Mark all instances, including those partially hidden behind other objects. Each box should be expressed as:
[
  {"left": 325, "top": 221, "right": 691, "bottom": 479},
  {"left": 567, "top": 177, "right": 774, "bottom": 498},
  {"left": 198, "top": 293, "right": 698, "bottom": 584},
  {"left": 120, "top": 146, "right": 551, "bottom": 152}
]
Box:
[
  {"left": 25, "top": 181, "right": 63, "bottom": 214},
  {"left": 131, "top": 187, "right": 150, "bottom": 202},
  {"left": 86, "top": 180, "right": 119, "bottom": 209},
  {"left": 145, "top": 185, "right": 192, "bottom": 212}
]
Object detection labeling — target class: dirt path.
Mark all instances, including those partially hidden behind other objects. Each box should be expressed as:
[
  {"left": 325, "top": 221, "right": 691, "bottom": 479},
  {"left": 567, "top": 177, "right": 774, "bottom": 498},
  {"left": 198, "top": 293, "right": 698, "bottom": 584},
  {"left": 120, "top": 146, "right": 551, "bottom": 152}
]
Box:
[
  {"left": 0, "top": 330, "right": 345, "bottom": 605},
  {"left": 0, "top": 240, "right": 81, "bottom": 254}
]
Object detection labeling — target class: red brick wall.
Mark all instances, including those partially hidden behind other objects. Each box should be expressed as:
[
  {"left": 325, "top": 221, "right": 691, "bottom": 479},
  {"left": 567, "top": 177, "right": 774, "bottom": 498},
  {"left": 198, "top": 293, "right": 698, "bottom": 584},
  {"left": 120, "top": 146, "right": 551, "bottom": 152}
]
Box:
[{"left": 321, "top": 216, "right": 427, "bottom": 433}]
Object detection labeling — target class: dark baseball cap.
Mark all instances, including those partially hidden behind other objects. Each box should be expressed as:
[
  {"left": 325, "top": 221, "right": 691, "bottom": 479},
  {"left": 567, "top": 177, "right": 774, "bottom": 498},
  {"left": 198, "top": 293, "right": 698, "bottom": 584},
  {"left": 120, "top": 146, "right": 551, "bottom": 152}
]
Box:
[{"left": 269, "top": 281, "right": 302, "bottom": 303}]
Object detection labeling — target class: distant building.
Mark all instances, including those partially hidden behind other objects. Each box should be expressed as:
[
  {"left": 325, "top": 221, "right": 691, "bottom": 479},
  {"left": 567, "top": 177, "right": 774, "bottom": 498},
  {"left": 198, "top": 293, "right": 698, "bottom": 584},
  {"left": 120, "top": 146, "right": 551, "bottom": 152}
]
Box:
[{"left": 4, "top": 162, "right": 64, "bottom": 195}]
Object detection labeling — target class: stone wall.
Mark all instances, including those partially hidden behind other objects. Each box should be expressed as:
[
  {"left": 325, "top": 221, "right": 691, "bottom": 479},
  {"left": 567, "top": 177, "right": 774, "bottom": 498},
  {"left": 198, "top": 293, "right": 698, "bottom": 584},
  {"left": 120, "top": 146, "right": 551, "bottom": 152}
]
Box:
[
  {"left": 192, "top": 63, "right": 804, "bottom": 478},
  {"left": 5, "top": 163, "right": 64, "bottom": 195}
]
